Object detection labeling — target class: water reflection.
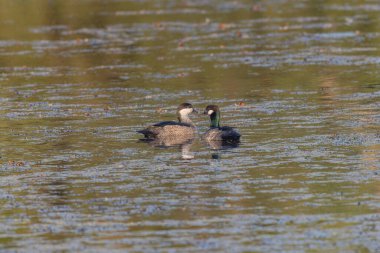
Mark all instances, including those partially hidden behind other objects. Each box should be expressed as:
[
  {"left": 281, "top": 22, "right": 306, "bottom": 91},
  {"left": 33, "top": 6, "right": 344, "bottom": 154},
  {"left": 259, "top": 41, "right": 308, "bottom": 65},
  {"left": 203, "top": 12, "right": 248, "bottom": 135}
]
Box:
[
  {"left": 40, "top": 178, "right": 69, "bottom": 206},
  {"left": 203, "top": 139, "right": 240, "bottom": 160},
  {"left": 1, "top": 0, "right": 380, "bottom": 252},
  {"left": 139, "top": 137, "right": 241, "bottom": 160},
  {"left": 181, "top": 141, "right": 195, "bottom": 160},
  {"left": 139, "top": 137, "right": 195, "bottom": 160}
]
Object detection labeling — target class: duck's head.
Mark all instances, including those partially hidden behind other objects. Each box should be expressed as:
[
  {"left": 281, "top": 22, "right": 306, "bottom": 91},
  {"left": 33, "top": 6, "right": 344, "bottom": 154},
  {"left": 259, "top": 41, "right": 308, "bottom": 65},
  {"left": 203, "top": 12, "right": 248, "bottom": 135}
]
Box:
[
  {"left": 177, "top": 103, "right": 197, "bottom": 118},
  {"left": 204, "top": 105, "right": 220, "bottom": 128},
  {"left": 204, "top": 105, "right": 220, "bottom": 116}
]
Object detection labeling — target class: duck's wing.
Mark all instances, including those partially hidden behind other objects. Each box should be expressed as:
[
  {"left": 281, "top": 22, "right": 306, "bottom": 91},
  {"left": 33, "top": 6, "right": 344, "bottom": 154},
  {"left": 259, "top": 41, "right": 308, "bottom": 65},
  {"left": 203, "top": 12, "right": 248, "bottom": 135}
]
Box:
[
  {"left": 152, "top": 121, "right": 192, "bottom": 127},
  {"left": 220, "top": 126, "right": 241, "bottom": 140},
  {"left": 137, "top": 121, "right": 175, "bottom": 138}
]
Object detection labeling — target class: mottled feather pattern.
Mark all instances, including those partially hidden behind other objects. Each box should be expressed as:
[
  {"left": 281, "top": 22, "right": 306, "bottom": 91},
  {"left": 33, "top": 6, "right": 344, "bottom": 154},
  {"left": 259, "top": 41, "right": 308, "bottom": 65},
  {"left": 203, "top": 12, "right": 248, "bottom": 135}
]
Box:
[
  {"left": 203, "top": 126, "right": 240, "bottom": 141},
  {"left": 138, "top": 121, "right": 195, "bottom": 139},
  {"left": 143, "top": 134, "right": 194, "bottom": 147}
]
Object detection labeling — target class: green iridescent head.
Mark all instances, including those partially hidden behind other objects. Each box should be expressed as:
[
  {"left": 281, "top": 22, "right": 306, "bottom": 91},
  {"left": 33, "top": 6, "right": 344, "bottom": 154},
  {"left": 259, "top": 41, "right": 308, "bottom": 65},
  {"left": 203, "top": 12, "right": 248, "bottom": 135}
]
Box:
[{"left": 204, "top": 105, "right": 220, "bottom": 128}]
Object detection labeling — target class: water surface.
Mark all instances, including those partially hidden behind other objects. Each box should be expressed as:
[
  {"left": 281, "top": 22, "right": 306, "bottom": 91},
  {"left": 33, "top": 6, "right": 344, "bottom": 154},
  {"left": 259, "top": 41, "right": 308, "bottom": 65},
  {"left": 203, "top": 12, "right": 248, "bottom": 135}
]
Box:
[{"left": 0, "top": 1, "right": 380, "bottom": 252}]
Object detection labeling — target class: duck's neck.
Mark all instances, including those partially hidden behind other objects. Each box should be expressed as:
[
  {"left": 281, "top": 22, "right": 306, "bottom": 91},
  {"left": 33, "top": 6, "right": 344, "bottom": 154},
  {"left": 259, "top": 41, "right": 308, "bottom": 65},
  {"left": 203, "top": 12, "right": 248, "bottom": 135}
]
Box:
[
  {"left": 178, "top": 114, "right": 194, "bottom": 126},
  {"left": 210, "top": 112, "right": 220, "bottom": 128}
]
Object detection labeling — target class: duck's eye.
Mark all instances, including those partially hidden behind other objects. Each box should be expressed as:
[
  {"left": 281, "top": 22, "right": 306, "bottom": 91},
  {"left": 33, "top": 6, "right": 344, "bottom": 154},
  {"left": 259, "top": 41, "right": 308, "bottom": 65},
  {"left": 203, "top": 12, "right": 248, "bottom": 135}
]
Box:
[{"left": 208, "top": 110, "right": 214, "bottom": 115}]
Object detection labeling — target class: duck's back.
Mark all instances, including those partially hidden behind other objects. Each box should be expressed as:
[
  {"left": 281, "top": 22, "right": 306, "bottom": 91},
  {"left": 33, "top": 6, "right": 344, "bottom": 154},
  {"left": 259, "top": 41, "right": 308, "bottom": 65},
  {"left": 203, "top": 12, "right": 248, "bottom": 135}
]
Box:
[
  {"left": 203, "top": 126, "right": 240, "bottom": 141},
  {"left": 138, "top": 121, "right": 195, "bottom": 139}
]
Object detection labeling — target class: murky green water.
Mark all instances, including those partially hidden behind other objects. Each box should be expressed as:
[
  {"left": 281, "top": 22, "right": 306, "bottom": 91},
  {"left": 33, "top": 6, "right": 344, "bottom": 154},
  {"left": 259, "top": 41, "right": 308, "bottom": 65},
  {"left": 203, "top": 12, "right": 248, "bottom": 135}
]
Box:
[{"left": 0, "top": 1, "right": 379, "bottom": 252}]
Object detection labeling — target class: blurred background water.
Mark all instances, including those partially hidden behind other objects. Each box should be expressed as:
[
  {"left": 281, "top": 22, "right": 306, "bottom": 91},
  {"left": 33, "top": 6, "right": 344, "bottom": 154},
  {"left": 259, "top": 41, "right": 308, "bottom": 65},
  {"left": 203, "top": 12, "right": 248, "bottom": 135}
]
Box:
[{"left": 0, "top": 0, "right": 379, "bottom": 252}]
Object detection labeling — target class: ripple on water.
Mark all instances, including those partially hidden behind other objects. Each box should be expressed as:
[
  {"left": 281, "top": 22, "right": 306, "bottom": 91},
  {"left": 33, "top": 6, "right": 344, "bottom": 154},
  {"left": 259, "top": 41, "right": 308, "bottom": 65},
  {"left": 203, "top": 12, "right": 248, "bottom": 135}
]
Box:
[{"left": 0, "top": 0, "right": 380, "bottom": 252}]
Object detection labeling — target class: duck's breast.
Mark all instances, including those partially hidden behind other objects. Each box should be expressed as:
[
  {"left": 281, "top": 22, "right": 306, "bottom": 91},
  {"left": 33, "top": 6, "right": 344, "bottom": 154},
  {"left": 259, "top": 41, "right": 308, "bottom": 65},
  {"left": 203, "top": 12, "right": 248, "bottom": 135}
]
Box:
[
  {"left": 203, "top": 128, "right": 223, "bottom": 141},
  {"left": 203, "top": 127, "right": 240, "bottom": 141}
]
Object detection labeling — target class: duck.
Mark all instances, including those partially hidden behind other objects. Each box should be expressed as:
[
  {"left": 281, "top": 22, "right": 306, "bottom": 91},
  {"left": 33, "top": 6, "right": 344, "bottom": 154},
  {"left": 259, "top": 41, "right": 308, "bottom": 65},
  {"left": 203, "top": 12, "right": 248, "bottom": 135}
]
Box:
[
  {"left": 137, "top": 103, "right": 197, "bottom": 142},
  {"left": 203, "top": 105, "right": 240, "bottom": 142}
]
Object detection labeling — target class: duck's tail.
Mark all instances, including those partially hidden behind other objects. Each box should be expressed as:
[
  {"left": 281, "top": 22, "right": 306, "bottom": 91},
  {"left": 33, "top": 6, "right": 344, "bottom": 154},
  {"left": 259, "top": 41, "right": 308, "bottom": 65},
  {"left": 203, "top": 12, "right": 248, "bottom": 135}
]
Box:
[{"left": 137, "top": 129, "right": 156, "bottom": 139}]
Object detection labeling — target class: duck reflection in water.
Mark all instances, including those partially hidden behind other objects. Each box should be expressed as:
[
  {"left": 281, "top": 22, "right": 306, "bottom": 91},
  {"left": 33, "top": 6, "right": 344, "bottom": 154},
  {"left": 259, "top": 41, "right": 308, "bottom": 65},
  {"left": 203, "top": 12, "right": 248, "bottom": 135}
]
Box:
[
  {"left": 139, "top": 137, "right": 195, "bottom": 160},
  {"left": 204, "top": 139, "right": 240, "bottom": 159}
]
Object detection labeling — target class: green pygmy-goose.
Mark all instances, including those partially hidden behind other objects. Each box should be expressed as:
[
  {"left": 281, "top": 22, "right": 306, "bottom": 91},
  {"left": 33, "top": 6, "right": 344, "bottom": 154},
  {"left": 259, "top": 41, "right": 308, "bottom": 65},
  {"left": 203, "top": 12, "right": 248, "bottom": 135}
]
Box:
[{"left": 203, "top": 105, "right": 240, "bottom": 142}]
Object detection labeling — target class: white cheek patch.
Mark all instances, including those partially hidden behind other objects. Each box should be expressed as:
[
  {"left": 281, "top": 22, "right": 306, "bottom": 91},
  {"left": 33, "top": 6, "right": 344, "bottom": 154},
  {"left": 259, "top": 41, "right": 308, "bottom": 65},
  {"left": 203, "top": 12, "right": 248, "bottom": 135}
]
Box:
[
  {"left": 180, "top": 108, "right": 193, "bottom": 116},
  {"left": 207, "top": 110, "right": 214, "bottom": 115}
]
